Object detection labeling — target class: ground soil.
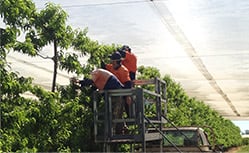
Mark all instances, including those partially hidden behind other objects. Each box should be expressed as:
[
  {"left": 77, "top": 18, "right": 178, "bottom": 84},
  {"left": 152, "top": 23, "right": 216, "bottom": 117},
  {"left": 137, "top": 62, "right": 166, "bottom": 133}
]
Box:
[{"left": 226, "top": 147, "right": 240, "bottom": 153}]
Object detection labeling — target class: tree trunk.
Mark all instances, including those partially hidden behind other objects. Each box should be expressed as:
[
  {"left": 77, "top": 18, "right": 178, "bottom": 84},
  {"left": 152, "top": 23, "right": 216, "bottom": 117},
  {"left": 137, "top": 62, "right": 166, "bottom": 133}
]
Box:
[{"left": 52, "top": 39, "right": 58, "bottom": 92}]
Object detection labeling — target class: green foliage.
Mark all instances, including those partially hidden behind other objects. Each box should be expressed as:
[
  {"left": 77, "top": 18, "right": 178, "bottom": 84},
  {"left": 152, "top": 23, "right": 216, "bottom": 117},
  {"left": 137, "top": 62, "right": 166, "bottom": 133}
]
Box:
[
  {"left": 72, "top": 28, "right": 117, "bottom": 74},
  {"left": 243, "top": 138, "right": 249, "bottom": 145},
  {"left": 35, "top": 3, "right": 71, "bottom": 46},
  {"left": 0, "top": 64, "right": 102, "bottom": 152},
  {"left": 137, "top": 66, "right": 161, "bottom": 79},
  {"left": 58, "top": 52, "right": 83, "bottom": 74},
  {"left": 0, "top": 0, "right": 36, "bottom": 28},
  {"left": 14, "top": 37, "right": 37, "bottom": 56},
  {"left": 0, "top": 27, "right": 18, "bottom": 49}
]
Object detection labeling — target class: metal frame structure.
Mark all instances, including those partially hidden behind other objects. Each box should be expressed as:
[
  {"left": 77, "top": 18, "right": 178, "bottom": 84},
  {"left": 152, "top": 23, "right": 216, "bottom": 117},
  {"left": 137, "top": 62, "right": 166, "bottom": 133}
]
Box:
[{"left": 93, "top": 78, "right": 167, "bottom": 152}]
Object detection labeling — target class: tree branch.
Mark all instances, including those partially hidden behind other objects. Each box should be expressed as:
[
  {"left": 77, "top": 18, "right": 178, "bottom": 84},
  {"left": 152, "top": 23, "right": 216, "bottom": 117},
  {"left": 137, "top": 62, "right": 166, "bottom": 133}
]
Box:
[{"left": 37, "top": 53, "right": 52, "bottom": 59}]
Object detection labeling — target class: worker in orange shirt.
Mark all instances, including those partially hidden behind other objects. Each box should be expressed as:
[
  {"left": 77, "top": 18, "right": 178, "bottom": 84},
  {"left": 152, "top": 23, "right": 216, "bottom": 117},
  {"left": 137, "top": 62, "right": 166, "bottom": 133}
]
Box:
[
  {"left": 71, "top": 68, "right": 123, "bottom": 90},
  {"left": 71, "top": 68, "right": 126, "bottom": 134},
  {"left": 119, "top": 45, "right": 137, "bottom": 81},
  {"left": 101, "top": 52, "right": 132, "bottom": 119},
  {"left": 101, "top": 51, "right": 132, "bottom": 90}
]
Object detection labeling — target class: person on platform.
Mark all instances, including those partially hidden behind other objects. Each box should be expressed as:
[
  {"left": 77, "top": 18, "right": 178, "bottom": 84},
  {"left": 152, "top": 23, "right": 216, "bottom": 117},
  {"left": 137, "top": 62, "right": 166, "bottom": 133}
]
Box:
[
  {"left": 71, "top": 68, "right": 123, "bottom": 90},
  {"left": 101, "top": 51, "right": 132, "bottom": 119},
  {"left": 71, "top": 68, "right": 127, "bottom": 134},
  {"left": 119, "top": 45, "right": 137, "bottom": 81}
]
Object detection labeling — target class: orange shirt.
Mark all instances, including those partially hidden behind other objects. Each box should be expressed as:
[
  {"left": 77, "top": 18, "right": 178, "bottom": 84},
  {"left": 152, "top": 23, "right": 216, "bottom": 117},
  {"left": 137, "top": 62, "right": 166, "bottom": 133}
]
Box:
[
  {"left": 122, "top": 51, "right": 137, "bottom": 73},
  {"left": 91, "top": 69, "right": 113, "bottom": 90},
  {"left": 105, "top": 64, "right": 130, "bottom": 84}
]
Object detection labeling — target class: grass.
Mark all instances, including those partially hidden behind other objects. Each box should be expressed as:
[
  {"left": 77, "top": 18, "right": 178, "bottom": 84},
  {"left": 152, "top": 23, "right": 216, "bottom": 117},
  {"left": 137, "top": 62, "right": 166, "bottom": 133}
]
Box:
[{"left": 237, "top": 145, "right": 249, "bottom": 153}]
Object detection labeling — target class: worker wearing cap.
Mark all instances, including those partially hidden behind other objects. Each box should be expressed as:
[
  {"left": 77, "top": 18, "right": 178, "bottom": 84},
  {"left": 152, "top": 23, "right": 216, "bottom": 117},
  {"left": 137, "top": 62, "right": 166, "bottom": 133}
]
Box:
[
  {"left": 101, "top": 52, "right": 132, "bottom": 120},
  {"left": 119, "top": 45, "right": 137, "bottom": 81},
  {"left": 102, "top": 51, "right": 132, "bottom": 89}
]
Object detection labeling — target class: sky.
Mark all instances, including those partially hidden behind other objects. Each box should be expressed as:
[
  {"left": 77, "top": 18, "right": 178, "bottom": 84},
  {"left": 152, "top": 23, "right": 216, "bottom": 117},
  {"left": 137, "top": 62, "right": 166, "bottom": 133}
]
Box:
[
  {"left": 1, "top": 0, "right": 248, "bottom": 133},
  {"left": 232, "top": 121, "right": 249, "bottom": 134}
]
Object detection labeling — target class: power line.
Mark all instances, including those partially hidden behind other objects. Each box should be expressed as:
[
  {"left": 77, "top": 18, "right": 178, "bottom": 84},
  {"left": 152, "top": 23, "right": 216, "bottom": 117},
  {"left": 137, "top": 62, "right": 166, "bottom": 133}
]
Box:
[
  {"left": 35, "top": 0, "right": 171, "bottom": 10},
  {"left": 37, "top": 0, "right": 166, "bottom": 9},
  {"left": 62, "top": 0, "right": 146, "bottom": 8}
]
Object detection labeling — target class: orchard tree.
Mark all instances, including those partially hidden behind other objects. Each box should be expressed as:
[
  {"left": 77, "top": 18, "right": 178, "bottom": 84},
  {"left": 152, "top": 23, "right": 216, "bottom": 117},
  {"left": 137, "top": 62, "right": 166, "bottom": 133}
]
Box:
[
  {"left": 14, "top": 2, "right": 76, "bottom": 92},
  {"left": 1, "top": 0, "right": 118, "bottom": 92},
  {"left": 31, "top": 2, "right": 75, "bottom": 92},
  {"left": 1, "top": 0, "right": 81, "bottom": 92}
]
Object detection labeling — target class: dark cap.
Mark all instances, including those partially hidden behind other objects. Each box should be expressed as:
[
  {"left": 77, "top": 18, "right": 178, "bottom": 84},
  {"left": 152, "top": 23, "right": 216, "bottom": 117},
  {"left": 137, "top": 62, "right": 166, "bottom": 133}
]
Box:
[
  {"left": 121, "top": 45, "right": 131, "bottom": 52},
  {"left": 109, "top": 52, "right": 122, "bottom": 60},
  {"left": 118, "top": 49, "right": 126, "bottom": 58}
]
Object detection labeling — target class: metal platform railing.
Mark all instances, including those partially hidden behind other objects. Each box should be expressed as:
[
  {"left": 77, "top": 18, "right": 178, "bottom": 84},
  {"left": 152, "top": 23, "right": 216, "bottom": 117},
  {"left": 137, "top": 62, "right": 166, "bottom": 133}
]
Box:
[{"left": 93, "top": 77, "right": 167, "bottom": 152}]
